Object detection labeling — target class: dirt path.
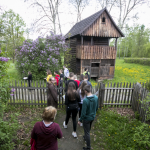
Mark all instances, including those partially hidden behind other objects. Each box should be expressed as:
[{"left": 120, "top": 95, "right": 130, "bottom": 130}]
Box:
[{"left": 57, "top": 110, "right": 86, "bottom": 150}]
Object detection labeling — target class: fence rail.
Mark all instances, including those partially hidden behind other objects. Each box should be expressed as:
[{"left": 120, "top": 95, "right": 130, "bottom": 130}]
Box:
[{"left": 9, "top": 80, "right": 149, "bottom": 122}]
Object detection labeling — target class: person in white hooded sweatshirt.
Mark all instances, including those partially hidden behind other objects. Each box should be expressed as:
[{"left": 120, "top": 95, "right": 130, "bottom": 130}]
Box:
[{"left": 63, "top": 66, "right": 69, "bottom": 84}]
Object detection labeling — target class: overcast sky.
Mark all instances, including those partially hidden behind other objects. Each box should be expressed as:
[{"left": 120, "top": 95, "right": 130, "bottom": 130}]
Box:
[{"left": 1, "top": 0, "right": 150, "bottom": 39}]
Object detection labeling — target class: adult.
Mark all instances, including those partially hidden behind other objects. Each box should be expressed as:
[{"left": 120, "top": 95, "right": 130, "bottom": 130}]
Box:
[
  {"left": 63, "top": 65, "right": 69, "bottom": 84},
  {"left": 79, "top": 75, "right": 92, "bottom": 90},
  {"left": 31, "top": 106, "right": 62, "bottom": 150},
  {"left": 59, "top": 69, "right": 64, "bottom": 94},
  {"left": 77, "top": 81, "right": 88, "bottom": 126},
  {"left": 47, "top": 77, "right": 58, "bottom": 108},
  {"left": 78, "top": 85, "right": 98, "bottom": 150},
  {"left": 63, "top": 82, "right": 81, "bottom": 138},
  {"left": 74, "top": 75, "right": 80, "bottom": 88},
  {"left": 79, "top": 74, "right": 84, "bottom": 82},
  {"left": 65, "top": 72, "right": 78, "bottom": 93},
  {"left": 83, "top": 68, "right": 90, "bottom": 81},
  {"left": 54, "top": 71, "right": 60, "bottom": 87},
  {"left": 46, "top": 70, "right": 52, "bottom": 83},
  {"left": 28, "top": 71, "right": 32, "bottom": 88}
]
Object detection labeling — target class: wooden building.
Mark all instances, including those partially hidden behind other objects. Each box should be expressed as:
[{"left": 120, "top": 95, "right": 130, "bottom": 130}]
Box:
[{"left": 65, "top": 8, "right": 124, "bottom": 79}]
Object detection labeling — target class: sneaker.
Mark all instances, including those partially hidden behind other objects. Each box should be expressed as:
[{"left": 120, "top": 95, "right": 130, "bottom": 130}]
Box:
[
  {"left": 63, "top": 121, "right": 67, "bottom": 128},
  {"left": 72, "top": 132, "right": 77, "bottom": 138},
  {"left": 80, "top": 123, "right": 83, "bottom": 126},
  {"left": 83, "top": 147, "right": 90, "bottom": 150}
]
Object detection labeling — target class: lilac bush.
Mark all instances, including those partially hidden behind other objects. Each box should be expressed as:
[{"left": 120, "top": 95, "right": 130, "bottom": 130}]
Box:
[{"left": 16, "top": 33, "right": 68, "bottom": 80}]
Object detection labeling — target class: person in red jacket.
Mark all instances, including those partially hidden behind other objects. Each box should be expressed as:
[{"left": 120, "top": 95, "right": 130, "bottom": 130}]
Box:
[
  {"left": 30, "top": 106, "right": 63, "bottom": 150},
  {"left": 74, "top": 75, "right": 80, "bottom": 88},
  {"left": 54, "top": 71, "right": 60, "bottom": 86}
]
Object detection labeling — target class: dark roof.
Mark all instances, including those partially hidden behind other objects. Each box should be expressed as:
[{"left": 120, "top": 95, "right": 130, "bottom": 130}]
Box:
[{"left": 65, "top": 8, "right": 124, "bottom": 39}]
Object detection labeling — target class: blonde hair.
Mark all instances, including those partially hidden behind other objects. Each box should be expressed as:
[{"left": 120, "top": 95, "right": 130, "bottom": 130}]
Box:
[
  {"left": 48, "top": 77, "right": 56, "bottom": 84},
  {"left": 42, "top": 106, "right": 57, "bottom": 122}
]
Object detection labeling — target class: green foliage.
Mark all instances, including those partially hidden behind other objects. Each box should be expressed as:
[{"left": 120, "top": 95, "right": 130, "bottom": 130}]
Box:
[
  {"left": 140, "top": 93, "right": 150, "bottom": 121},
  {"left": 0, "top": 113, "right": 20, "bottom": 150},
  {"left": 133, "top": 123, "right": 150, "bottom": 149},
  {"left": 0, "top": 50, "right": 19, "bottom": 150},
  {"left": 15, "top": 34, "right": 68, "bottom": 80},
  {"left": 92, "top": 108, "right": 150, "bottom": 150},
  {"left": 124, "top": 58, "right": 150, "bottom": 66},
  {"left": 145, "top": 80, "right": 150, "bottom": 91},
  {"left": 117, "top": 24, "right": 150, "bottom": 58},
  {"left": 0, "top": 9, "right": 26, "bottom": 62}
]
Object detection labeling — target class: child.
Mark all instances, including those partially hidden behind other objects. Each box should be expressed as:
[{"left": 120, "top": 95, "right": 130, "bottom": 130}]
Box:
[{"left": 54, "top": 71, "right": 60, "bottom": 87}]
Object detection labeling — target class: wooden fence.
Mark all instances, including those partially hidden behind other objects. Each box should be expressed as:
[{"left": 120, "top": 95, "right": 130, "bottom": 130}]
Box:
[
  {"left": 98, "top": 82, "right": 149, "bottom": 122},
  {"left": 9, "top": 80, "right": 149, "bottom": 122},
  {"left": 8, "top": 80, "right": 99, "bottom": 108}
]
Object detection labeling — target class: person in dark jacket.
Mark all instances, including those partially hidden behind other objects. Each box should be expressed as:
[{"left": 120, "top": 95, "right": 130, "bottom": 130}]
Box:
[
  {"left": 65, "top": 72, "right": 78, "bottom": 93},
  {"left": 28, "top": 71, "right": 32, "bottom": 88},
  {"left": 63, "top": 82, "right": 81, "bottom": 138},
  {"left": 47, "top": 77, "right": 58, "bottom": 108},
  {"left": 79, "top": 74, "right": 92, "bottom": 89},
  {"left": 78, "top": 85, "right": 98, "bottom": 150},
  {"left": 79, "top": 74, "right": 84, "bottom": 82},
  {"left": 31, "top": 106, "right": 62, "bottom": 150}
]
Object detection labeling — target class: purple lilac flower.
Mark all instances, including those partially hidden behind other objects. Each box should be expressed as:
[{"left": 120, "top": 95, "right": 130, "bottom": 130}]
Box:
[
  {"left": 11, "top": 88, "right": 15, "bottom": 92},
  {"left": 10, "top": 94, "right": 14, "bottom": 96},
  {"left": 0, "top": 57, "right": 9, "bottom": 62}
]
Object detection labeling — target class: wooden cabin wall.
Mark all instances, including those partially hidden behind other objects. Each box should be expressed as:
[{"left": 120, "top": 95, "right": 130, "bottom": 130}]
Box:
[
  {"left": 65, "top": 38, "right": 77, "bottom": 73},
  {"left": 82, "top": 11, "right": 122, "bottom": 38}
]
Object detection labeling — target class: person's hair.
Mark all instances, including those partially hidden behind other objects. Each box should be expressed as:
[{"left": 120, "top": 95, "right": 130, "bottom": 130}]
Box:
[
  {"left": 28, "top": 71, "right": 31, "bottom": 74},
  {"left": 83, "top": 85, "right": 91, "bottom": 93},
  {"left": 54, "top": 71, "right": 59, "bottom": 74},
  {"left": 69, "top": 72, "right": 74, "bottom": 78},
  {"left": 63, "top": 65, "right": 66, "bottom": 68},
  {"left": 79, "top": 74, "right": 84, "bottom": 81},
  {"left": 74, "top": 75, "right": 77, "bottom": 80},
  {"left": 79, "top": 81, "right": 88, "bottom": 97},
  {"left": 47, "top": 70, "right": 52, "bottom": 75},
  {"left": 42, "top": 106, "right": 57, "bottom": 122},
  {"left": 84, "top": 74, "right": 88, "bottom": 79},
  {"left": 59, "top": 69, "right": 63, "bottom": 73},
  {"left": 84, "top": 68, "right": 87, "bottom": 71},
  {"left": 49, "top": 77, "right": 55, "bottom": 84},
  {"left": 67, "top": 82, "right": 76, "bottom": 101}
]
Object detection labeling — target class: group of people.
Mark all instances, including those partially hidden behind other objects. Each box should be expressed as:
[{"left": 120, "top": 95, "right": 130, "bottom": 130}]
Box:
[{"left": 30, "top": 66, "right": 98, "bottom": 150}]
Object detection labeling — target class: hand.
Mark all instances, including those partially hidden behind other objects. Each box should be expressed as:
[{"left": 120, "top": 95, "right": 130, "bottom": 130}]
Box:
[{"left": 78, "top": 121, "right": 81, "bottom": 125}]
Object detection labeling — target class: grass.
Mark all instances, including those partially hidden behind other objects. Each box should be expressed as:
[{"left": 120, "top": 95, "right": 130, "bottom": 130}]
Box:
[
  {"left": 7, "top": 58, "right": 150, "bottom": 86},
  {"left": 91, "top": 107, "right": 150, "bottom": 150}
]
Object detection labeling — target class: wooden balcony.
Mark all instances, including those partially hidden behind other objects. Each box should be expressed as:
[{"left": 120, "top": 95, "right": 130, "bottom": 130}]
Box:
[{"left": 76, "top": 45, "right": 116, "bottom": 59}]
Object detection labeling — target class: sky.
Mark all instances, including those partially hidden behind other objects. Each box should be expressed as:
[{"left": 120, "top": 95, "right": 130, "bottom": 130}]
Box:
[{"left": 0, "top": 0, "right": 150, "bottom": 40}]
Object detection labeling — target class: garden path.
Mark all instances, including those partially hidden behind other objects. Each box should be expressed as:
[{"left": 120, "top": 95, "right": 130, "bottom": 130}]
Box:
[{"left": 57, "top": 110, "right": 86, "bottom": 150}]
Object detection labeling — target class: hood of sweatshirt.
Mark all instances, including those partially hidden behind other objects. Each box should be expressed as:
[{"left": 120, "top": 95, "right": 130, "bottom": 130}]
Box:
[
  {"left": 39, "top": 121, "right": 56, "bottom": 135},
  {"left": 86, "top": 95, "right": 97, "bottom": 102}
]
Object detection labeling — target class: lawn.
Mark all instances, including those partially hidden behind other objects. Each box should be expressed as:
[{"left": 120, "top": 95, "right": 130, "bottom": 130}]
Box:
[{"left": 7, "top": 58, "right": 150, "bottom": 86}]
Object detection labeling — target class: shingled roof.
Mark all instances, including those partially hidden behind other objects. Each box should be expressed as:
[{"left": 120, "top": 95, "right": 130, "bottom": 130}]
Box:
[{"left": 65, "top": 8, "right": 124, "bottom": 39}]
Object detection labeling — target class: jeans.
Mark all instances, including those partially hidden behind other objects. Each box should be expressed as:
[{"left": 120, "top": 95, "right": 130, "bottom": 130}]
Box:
[
  {"left": 65, "top": 105, "right": 78, "bottom": 132},
  {"left": 83, "top": 120, "right": 93, "bottom": 149}
]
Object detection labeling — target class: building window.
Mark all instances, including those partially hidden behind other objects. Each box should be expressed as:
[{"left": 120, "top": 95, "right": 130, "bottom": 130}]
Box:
[{"left": 102, "top": 17, "right": 105, "bottom": 23}]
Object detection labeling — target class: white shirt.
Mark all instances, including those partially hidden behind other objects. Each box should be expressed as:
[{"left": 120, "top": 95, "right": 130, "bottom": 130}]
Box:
[
  {"left": 64, "top": 68, "right": 69, "bottom": 78},
  {"left": 43, "top": 120, "right": 53, "bottom": 127}
]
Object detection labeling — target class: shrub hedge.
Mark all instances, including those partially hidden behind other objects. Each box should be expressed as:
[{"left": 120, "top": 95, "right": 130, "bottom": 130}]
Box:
[{"left": 124, "top": 58, "right": 150, "bottom": 66}]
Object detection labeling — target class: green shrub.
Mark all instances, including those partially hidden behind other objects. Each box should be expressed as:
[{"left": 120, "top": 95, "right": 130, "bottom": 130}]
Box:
[
  {"left": 0, "top": 49, "right": 19, "bottom": 150},
  {"left": 15, "top": 33, "right": 68, "bottom": 80},
  {"left": 124, "top": 58, "right": 150, "bottom": 66}
]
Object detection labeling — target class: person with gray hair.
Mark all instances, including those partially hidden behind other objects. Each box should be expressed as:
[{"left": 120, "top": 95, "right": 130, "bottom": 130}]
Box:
[
  {"left": 78, "top": 85, "right": 98, "bottom": 150},
  {"left": 74, "top": 74, "right": 80, "bottom": 88}
]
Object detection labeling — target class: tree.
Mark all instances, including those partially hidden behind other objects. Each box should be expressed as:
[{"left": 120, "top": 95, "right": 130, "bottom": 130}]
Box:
[
  {"left": 24, "top": 0, "right": 62, "bottom": 34},
  {"left": 97, "top": 0, "right": 148, "bottom": 29},
  {"left": 69, "top": 0, "right": 90, "bottom": 22},
  {"left": 1, "top": 10, "right": 26, "bottom": 62}
]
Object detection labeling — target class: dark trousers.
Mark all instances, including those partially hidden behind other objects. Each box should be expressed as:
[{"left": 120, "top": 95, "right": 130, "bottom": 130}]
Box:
[
  {"left": 65, "top": 106, "right": 78, "bottom": 132},
  {"left": 83, "top": 120, "right": 93, "bottom": 149},
  {"left": 79, "top": 103, "right": 82, "bottom": 118},
  {"left": 64, "top": 77, "right": 67, "bottom": 84}
]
